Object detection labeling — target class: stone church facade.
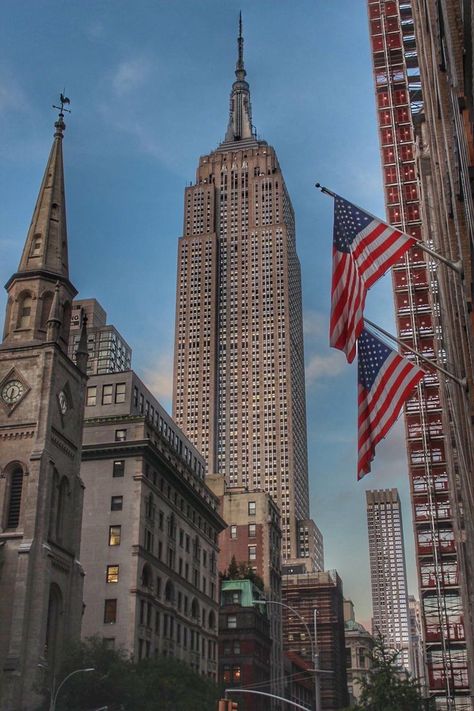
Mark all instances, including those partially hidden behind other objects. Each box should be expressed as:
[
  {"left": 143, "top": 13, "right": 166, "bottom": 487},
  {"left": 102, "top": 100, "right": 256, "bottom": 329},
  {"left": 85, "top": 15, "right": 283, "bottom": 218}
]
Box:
[{"left": 0, "top": 111, "right": 87, "bottom": 710}]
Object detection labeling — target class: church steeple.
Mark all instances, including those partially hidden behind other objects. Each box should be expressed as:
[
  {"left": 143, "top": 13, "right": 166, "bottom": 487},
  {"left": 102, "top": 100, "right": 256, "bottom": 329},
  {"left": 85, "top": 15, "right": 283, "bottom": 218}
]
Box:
[
  {"left": 2, "top": 101, "right": 76, "bottom": 350},
  {"left": 223, "top": 14, "right": 255, "bottom": 144},
  {"left": 17, "top": 110, "right": 69, "bottom": 278}
]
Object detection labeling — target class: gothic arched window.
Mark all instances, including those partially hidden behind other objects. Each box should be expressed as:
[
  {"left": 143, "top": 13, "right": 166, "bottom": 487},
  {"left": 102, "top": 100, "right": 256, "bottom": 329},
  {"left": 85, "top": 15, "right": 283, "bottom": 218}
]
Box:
[
  {"left": 5, "top": 465, "right": 24, "bottom": 529},
  {"left": 17, "top": 292, "right": 32, "bottom": 329},
  {"left": 45, "top": 583, "right": 63, "bottom": 672}
]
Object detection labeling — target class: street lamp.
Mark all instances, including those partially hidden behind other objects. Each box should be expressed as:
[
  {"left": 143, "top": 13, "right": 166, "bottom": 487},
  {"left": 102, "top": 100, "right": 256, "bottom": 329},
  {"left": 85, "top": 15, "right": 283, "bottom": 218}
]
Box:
[
  {"left": 253, "top": 599, "right": 321, "bottom": 711},
  {"left": 38, "top": 665, "right": 95, "bottom": 711}
]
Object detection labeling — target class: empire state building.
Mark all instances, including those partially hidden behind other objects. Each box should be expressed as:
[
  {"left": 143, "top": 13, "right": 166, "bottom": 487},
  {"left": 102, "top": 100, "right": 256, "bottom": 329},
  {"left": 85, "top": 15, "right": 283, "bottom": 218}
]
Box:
[{"left": 173, "top": 20, "right": 313, "bottom": 561}]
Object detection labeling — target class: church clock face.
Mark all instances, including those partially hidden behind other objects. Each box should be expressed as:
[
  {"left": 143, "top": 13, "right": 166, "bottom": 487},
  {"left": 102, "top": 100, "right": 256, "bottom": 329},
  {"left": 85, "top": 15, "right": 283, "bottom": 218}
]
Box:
[
  {"left": 58, "top": 390, "right": 68, "bottom": 415},
  {"left": 1, "top": 380, "right": 25, "bottom": 405}
]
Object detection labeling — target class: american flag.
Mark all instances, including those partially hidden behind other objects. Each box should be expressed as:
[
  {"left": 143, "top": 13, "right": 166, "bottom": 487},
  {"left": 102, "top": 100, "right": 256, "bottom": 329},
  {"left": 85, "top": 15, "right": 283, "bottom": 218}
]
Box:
[
  {"left": 358, "top": 328, "right": 424, "bottom": 479},
  {"left": 330, "top": 196, "right": 416, "bottom": 363}
]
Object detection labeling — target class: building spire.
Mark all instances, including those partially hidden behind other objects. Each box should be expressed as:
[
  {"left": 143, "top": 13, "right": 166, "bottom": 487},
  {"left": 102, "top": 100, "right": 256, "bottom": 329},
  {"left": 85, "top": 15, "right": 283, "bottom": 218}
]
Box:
[
  {"left": 16, "top": 97, "right": 71, "bottom": 280},
  {"left": 223, "top": 14, "right": 255, "bottom": 144},
  {"left": 236, "top": 11, "right": 245, "bottom": 80}
]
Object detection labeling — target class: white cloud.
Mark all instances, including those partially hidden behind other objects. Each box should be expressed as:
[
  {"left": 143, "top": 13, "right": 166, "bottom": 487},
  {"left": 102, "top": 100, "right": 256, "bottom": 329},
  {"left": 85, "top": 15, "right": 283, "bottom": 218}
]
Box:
[
  {"left": 112, "top": 56, "right": 153, "bottom": 96},
  {"left": 303, "top": 309, "right": 326, "bottom": 338},
  {"left": 305, "top": 350, "right": 346, "bottom": 385}
]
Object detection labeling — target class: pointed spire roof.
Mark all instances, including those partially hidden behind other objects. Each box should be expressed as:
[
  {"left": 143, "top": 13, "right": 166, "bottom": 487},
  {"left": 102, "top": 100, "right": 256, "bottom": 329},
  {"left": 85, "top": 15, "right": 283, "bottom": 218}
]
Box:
[
  {"left": 17, "top": 110, "right": 69, "bottom": 279},
  {"left": 220, "top": 14, "right": 257, "bottom": 149}
]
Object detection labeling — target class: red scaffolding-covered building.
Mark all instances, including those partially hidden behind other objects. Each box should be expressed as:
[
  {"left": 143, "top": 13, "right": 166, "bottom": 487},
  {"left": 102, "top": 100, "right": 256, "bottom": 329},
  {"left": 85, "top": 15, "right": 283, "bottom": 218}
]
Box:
[{"left": 367, "top": 1, "right": 471, "bottom": 709}]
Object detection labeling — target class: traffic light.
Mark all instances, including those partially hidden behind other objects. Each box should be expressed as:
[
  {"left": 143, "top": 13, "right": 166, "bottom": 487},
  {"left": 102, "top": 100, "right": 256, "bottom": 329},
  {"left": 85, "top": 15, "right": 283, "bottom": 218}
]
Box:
[
  {"left": 229, "top": 702, "right": 238, "bottom": 711},
  {"left": 217, "top": 700, "right": 238, "bottom": 711}
]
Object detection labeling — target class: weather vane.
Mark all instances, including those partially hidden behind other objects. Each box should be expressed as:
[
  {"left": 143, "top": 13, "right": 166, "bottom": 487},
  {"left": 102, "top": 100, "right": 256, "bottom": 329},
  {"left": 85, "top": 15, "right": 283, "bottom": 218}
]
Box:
[{"left": 52, "top": 91, "right": 71, "bottom": 115}]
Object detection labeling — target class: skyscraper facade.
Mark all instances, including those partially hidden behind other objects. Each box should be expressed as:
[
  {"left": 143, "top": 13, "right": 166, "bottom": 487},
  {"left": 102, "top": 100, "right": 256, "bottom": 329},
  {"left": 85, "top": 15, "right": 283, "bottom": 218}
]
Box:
[
  {"left": 68, "top": 298, "right": 132, "bottom": 375},
  {"left": 366, "top": 489, "right": 411, "bottom": 672},
  {"left": 366, "top": 2, "right": 472, "bottom": 707},
  {"left": 172, "top": 22, "right": 310, "bottom": 560}
]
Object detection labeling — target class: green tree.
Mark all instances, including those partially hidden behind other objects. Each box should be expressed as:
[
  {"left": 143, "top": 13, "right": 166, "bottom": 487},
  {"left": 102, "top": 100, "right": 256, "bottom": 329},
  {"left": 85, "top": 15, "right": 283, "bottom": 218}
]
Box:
[
  {"left": 221, "top": 555, "right": 265, "bottom": 591},
  {"left": 351, "top": 636, "right": 428, "bottom": 711},
  {"left": 36, "top": 636, "right": 221, "bottom": 711}
]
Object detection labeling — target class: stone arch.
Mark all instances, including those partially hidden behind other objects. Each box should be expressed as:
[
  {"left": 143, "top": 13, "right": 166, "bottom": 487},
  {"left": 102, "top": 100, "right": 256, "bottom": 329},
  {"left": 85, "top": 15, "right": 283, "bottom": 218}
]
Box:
[
  {"left": 45, "top": 583, "right": 64, "bottom": 673},
  {"left": 141, "top": 563, "right": 152, "bottom": 589},
  {"left": 208, "top": 610, "right": 216, "bottom": 630},
  {"left": 165, "top": 579, "right": 175, "bottom": 604},
  {"left": 191, "top": 597, "right": 199, "bottom": 620}
]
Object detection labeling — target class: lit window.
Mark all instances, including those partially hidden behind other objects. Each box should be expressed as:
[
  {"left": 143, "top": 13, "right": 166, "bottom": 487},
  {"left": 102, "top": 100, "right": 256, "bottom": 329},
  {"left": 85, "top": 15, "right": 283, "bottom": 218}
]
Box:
[
  {"left": 115, "top": 429, "right": 126, "bottom": 442},
  {"left": 109, "top": 525, "right": 121, "bottom": 546},
  {"left": 227, "top": 615, "right": 237, "bottom": 629},
  {"left": 106, "top": 565, "right": 119, "bottom": 583},
  {"left": 248, "top": 545, "right": 257, "bottom": 561}
]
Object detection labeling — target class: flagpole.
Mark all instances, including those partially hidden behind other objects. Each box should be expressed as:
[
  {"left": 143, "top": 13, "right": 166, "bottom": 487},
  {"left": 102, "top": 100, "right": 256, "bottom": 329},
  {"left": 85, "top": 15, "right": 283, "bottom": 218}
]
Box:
[
  {"left": 364, "top": 318, "right": 466, "bottom": 389},
  {"left": 315, "top": 183, "right": 463, "bottom": 276}
]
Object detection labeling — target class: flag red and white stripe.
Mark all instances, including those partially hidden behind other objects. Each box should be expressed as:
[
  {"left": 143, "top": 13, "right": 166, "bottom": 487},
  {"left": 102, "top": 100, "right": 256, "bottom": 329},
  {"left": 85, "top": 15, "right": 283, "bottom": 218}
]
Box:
[
  {"left": 330, "top": 196, "right": 416, "bottom": 363},
  {"left": 358, "top": 328, "right": 424, "bottom": 479}
]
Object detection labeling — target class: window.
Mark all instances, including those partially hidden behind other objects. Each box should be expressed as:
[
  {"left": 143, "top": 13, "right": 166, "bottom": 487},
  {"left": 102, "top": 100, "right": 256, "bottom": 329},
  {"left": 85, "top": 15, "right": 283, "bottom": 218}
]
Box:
[
  {"left": 109, "top": 525, "right": 121, "bottom": 546},
  {"left": 104, "top": 599, "right": 117, "bottom": 623},
  {"left": 6, "top": 468, "right": 24, "bottom": 529},
  {"left": 230, "top": 525, "right": 237, "bottom": 539},
  {"left": 227, "top": 615, "right": 237, "bottom": 629},
  {"left": 102, "top": 384, "right": 113, "bottom": 405},
  {"left": 111, "top": 496, "right": 123, "bottom": 511},
  {"left": 86, "top": 386, "right": 97, "bottom": 406},
  {"left": 145, "top": 529, "right": 154, "bottom": 553},
  {"left": 248, "top": 501, "right": 256, "bottom": 516},
  {"left": 106, "top": 565, "right": 119, "bottom": 583},
  {"left": 248, "top": 523, "right": 256, "bottom": 538},
  {"left": 115, "top": 383, "right": 126, "bottom": 403},
  {"left": 248, "top": 545, "right": 256, "bottom": 561},
  {"left": 18, "top": 293, "right": 32, "bottom": 329},
  {"left": 113, "top": 460, "right": 125, "bottom": 477},
  {"left": 115, "top": 429, "right": 126, "bottom": 441}
]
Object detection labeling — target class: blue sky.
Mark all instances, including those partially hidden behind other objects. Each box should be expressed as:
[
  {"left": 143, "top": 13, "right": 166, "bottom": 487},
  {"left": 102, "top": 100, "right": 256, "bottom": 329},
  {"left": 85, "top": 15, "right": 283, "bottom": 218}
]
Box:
[{"left": 0, "top": 0, "right": 416, "bottom": 626}]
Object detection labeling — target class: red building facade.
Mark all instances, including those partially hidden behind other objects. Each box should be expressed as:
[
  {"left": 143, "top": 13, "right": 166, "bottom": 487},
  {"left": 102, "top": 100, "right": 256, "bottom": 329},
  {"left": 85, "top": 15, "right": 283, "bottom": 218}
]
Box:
[{"left": 367, "top": 2, "right": 471, "bottom": 708}]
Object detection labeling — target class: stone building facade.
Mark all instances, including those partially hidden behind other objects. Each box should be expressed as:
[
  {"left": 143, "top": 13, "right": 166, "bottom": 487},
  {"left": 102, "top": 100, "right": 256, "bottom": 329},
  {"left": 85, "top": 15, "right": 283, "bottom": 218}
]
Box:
[
  {"left": 80, "top": 370, "right": 225, "bottom": 678},
  {"left": 0, "top": 112, "right": 87, "bottom": 709}
]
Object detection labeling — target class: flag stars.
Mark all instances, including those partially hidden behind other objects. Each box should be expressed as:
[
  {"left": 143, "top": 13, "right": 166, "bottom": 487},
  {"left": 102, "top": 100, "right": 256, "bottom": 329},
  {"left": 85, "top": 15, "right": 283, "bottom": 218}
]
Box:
[
  {"left": 358, "top": 330, "right": 391, "bottom": 389},
  {"left": 334, "top": 198, "right": 372, "bottom": 253}
]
